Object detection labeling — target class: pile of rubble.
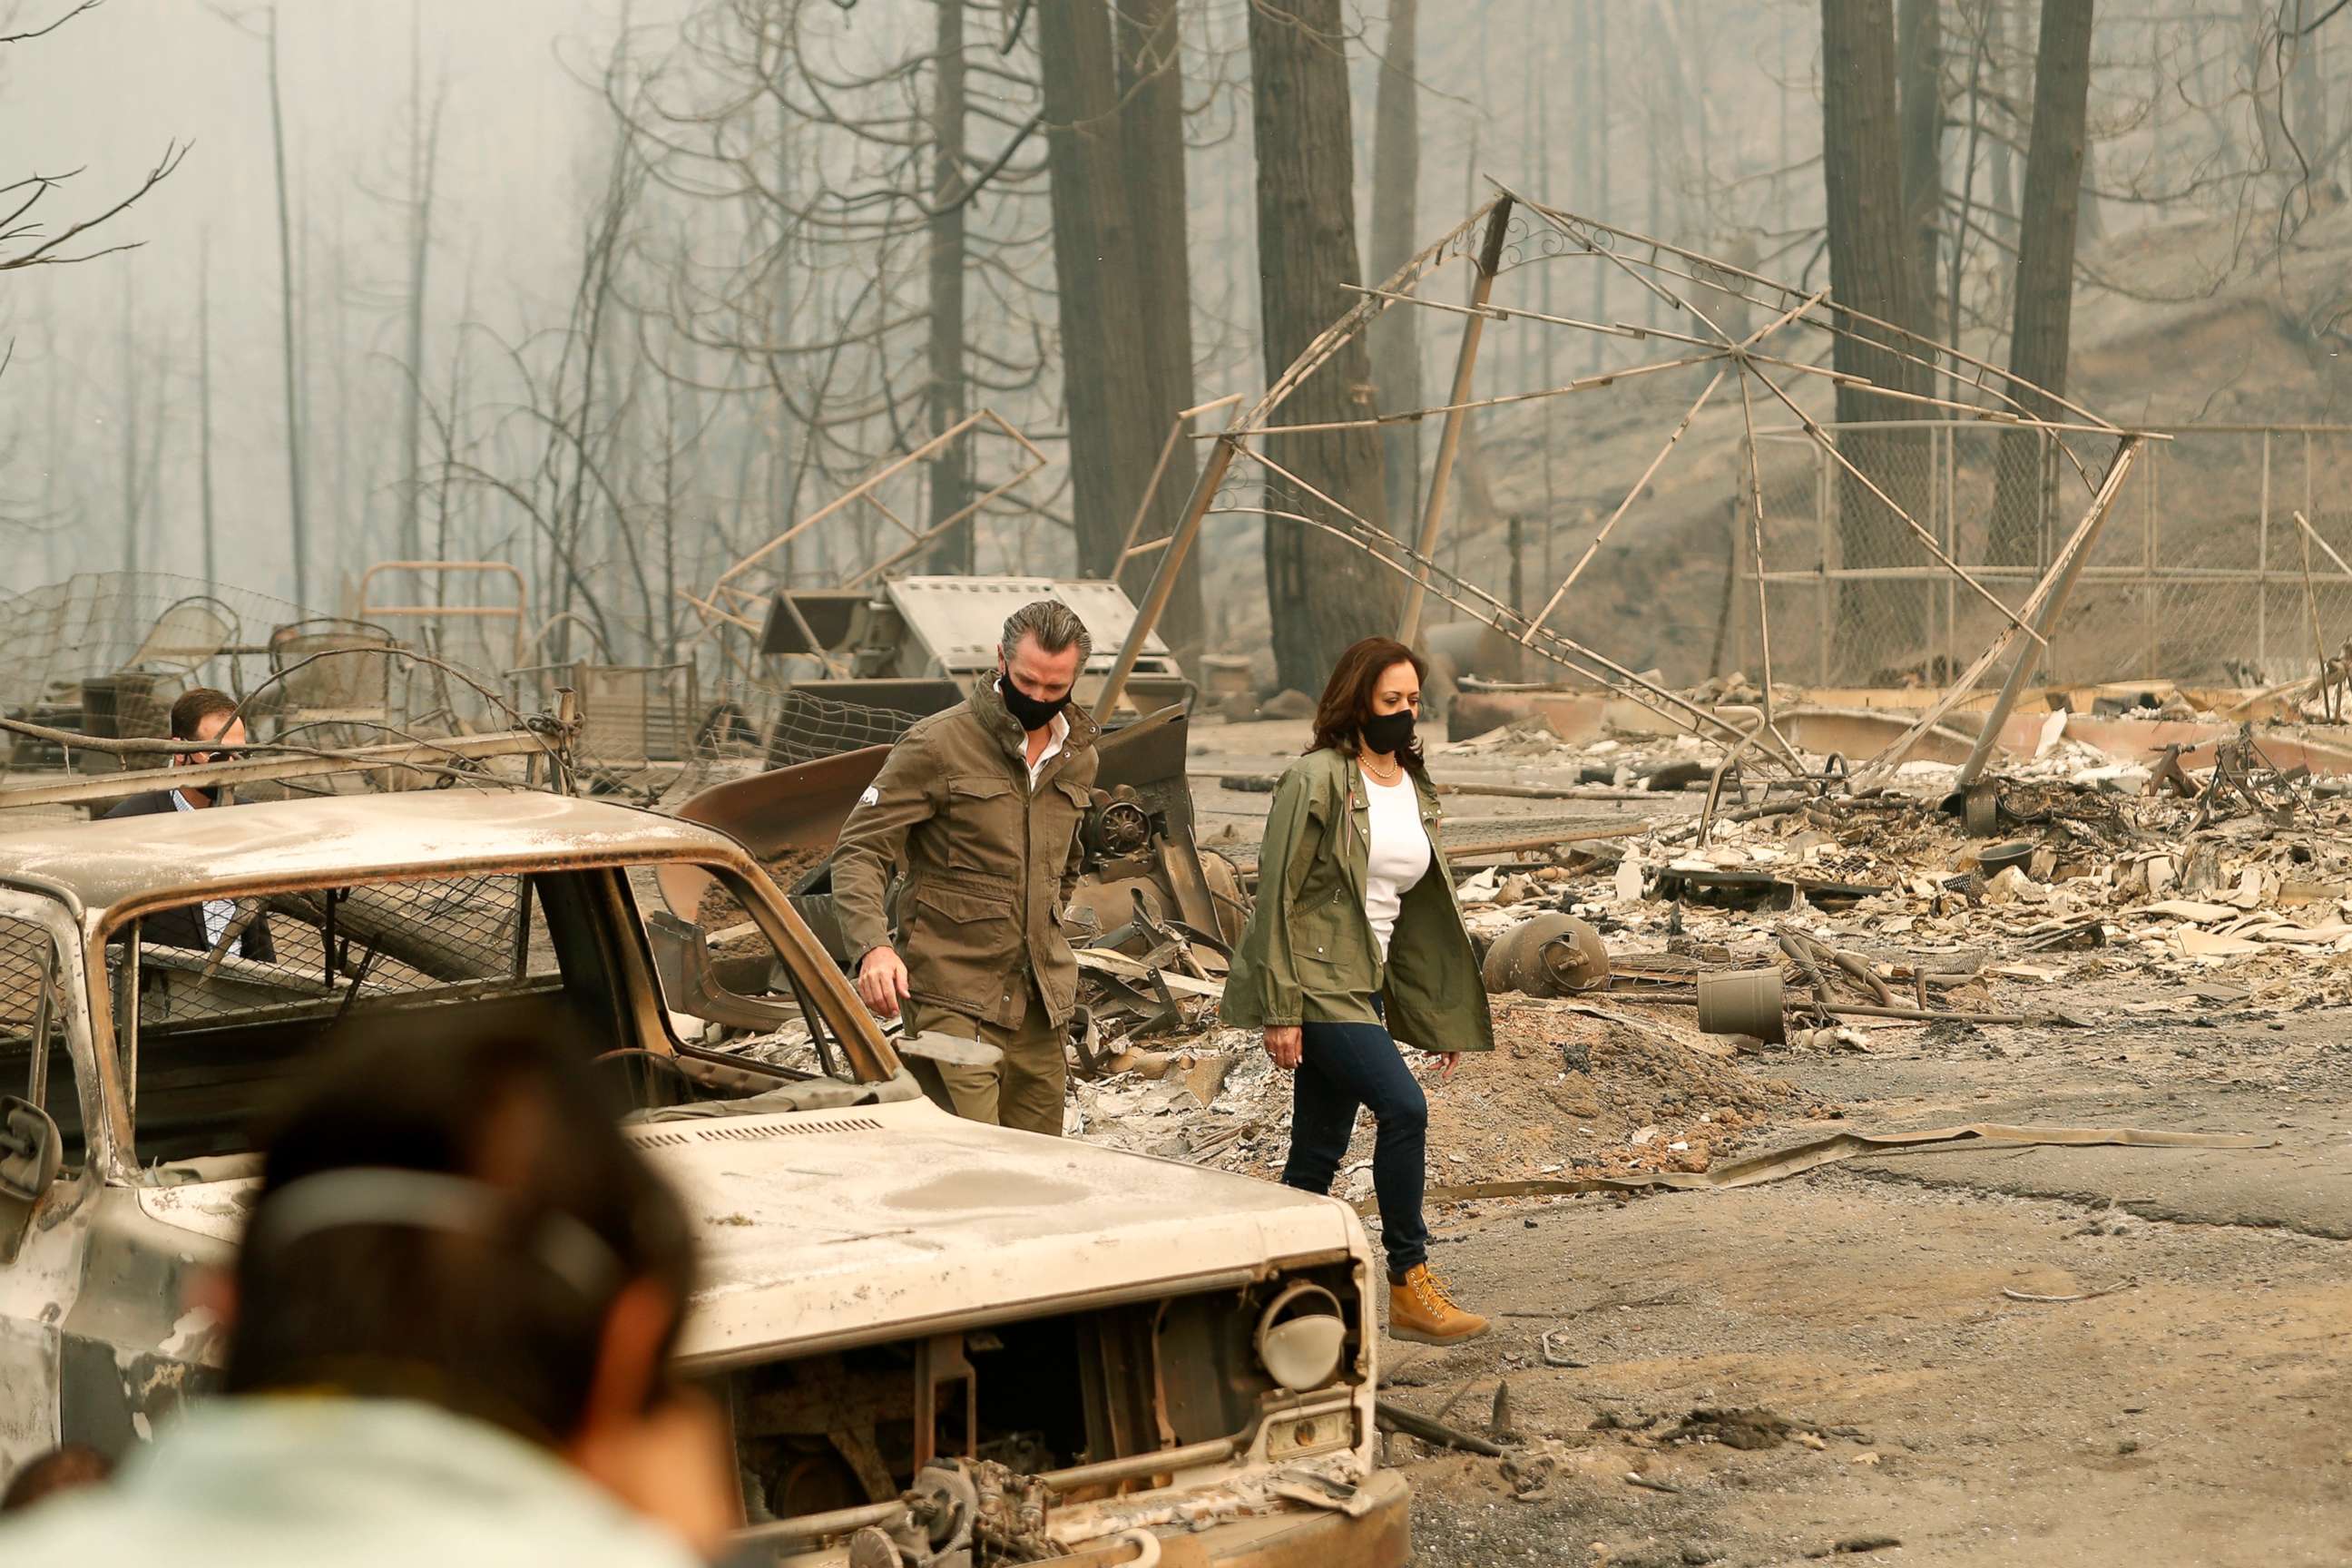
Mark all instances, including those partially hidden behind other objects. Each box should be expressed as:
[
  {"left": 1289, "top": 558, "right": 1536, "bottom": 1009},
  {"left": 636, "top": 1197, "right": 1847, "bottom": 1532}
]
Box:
[
  {"left": 1068, "top": 996, "right": 1821, "bottom": 1201},
  {"left": 1066, "top": 711, "right": 2352, "bottom": 1185}
]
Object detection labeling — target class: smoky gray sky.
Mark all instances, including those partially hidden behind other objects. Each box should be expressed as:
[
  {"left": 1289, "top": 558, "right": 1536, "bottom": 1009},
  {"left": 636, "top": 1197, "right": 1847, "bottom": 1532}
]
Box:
[{"left": 2, "top": 0, "right": 640, "bottom": 597}]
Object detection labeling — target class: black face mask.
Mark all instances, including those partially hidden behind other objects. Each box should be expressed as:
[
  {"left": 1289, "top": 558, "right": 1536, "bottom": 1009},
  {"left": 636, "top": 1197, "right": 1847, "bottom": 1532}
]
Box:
[
  {"left": 1360, "top": 709, "right": 1416, "bottom": 758},
  {"left": 177, "top": 750, "right": 221, "bottom": 804},
  {"left": 998, "top": 670, "right": 1070, "bottom": 732}
]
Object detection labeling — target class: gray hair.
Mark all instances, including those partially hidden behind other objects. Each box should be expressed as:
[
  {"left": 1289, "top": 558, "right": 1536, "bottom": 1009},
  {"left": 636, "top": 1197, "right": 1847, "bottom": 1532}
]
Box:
[{"left": 1000, "top": 599, "right": 1093, "bottom": 665}]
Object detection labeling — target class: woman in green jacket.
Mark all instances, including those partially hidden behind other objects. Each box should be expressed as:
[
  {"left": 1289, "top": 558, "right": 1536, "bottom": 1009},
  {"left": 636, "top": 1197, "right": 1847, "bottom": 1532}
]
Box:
[{"left": 1222, "top": 636, "right": 1496, "bottom": 1345}]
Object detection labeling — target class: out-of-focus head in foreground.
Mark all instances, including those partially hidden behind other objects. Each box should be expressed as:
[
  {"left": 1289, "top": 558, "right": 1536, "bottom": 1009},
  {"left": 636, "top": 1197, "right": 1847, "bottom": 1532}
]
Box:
[{"left": 0, "top": 1026, "right": 731, "bottom": 1566}]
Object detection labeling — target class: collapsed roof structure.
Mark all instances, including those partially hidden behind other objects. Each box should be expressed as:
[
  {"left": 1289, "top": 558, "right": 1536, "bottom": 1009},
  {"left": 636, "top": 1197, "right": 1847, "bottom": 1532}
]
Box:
[{"left": 1098, "top": 190, "right": 2152, "bottom": 797}]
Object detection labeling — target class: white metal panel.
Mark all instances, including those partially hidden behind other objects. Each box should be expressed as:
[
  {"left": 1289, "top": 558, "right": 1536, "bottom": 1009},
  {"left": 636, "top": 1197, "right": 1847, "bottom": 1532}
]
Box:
[{"left": 883, "top": 578, "right": 1173, "bottom": 676}]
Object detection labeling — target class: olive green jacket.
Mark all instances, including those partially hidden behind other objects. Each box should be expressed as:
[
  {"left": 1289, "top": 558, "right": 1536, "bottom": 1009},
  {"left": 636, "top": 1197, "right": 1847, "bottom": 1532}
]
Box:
[
  {"left": 1222, "top": 749, "right": 1494, "bottom": 1054},
  {"left": 832, "top": 685, "right": 1100, "bottom": 1030}
]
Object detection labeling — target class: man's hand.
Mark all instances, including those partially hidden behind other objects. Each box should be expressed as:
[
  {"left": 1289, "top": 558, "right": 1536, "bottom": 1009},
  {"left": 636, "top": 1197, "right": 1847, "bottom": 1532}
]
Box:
[
  {"left": 1430, "top": 1051, "right": 1462, "bottom": 1083},
  {"left": 1264, "top": 1024, "right": 1303, "bottom": 1071},
  {"left": 858, "top": 946, "right": 912, "bottom": 1019}
]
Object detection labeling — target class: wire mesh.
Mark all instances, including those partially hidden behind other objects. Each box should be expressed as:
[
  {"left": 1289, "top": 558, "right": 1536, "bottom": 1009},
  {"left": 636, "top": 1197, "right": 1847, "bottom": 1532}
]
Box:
[
  {"left": 128, "top": 874, "right": 560, "bottom": 1036},
  {"left": 0, "top": 573, "right": 531, "bottom": 783},
  {"left": 759, "top": 684, "right": 926, "bottom": 768},
  {"left": 0, "top": 917, "right": 74, "bottom": 1161},
  {"left": 1735, "top": 424, "right": 2352, "bottom": 689},
  {"left": 0, "top": 572, "right": 313, "bottom": 725},
  {"left": 553, "top": 672, "right": 927, "bottom": 808}
]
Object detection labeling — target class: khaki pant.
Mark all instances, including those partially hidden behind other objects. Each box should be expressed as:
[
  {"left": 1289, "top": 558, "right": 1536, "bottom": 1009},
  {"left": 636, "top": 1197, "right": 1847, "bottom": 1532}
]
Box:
[{"left": 903, "top": 985, "right": 1068, "bottom": 1137}]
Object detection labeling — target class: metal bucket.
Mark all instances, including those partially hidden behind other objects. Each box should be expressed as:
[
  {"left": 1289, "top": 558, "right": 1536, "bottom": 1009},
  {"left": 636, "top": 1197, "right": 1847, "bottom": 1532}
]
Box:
[{"left": 1696, "top": 967, "right": 1786, "bottom": 1043}]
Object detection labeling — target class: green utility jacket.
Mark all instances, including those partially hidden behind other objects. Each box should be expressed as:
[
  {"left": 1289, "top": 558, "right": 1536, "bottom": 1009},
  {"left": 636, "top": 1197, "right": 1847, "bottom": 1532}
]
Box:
[
  {"left": 833, "top": 686, "right": 1101, "bottom": 1030},
  {"left": 1222, "top": 748, "right": 1494, "bottom": 1054}
]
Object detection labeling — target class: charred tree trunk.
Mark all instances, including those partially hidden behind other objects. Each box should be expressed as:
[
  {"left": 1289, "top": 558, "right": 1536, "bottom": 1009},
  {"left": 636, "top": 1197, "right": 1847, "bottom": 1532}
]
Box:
[
  {"left": 328, "top": 201, "right": 355, "bottom": 587},
  {"left": 39, "top": 310, "right": 64, "bottom": 583},
  {"left": 767, "top": 100, "right": 803, "bottom": 593},
  {"left": 926, "top": 0, "right": 974, "bottom": 573},
  {"left": 265, "top": 4, "right": 309, "bottom": 608},
  {"left": 1247, "top": 0, "right": 1400, "bottom": 690},
  {"left": 1367, "top": 0, "right": 1422, "bottom": 541},
  {"left": 400, "top": 2, "right": 445, "bottom": 566},
  {"left": 1988, "top": 0, "right": 2020, "bottom": 240},
  {"left": 1896, "top": 0, "right": 1945, "bottom": 354},
  {"left": 1989, "top": 0, "right": 2095, "bottom": 564},
  {"left": 1820, "top": 0, "right": 1929, "bottom": 681},
  {"left": 199, "top": 233, "right": 218, "bottom": 597},
  {"left": 2286, "top": 1, "right": 2327, "bottom": 180},
  {"left": 1112, "top": 0, "right": 1204, "bottom": 662},
  {"left": 1037, "top": 0, "right": 1160, "bottom": 578},
  {"left": 1591, "top": 0, "right": 1611, "bottom": 370},
  {"left": 119, "top": 265, "right": 139, "bottom": 579}
]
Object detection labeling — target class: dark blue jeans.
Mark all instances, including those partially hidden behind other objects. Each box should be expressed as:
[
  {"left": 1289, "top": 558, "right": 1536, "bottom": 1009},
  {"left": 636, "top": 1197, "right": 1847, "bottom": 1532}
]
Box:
[{"left": 1280, "top": 1009, "right": 1430, "bottom": 1280}]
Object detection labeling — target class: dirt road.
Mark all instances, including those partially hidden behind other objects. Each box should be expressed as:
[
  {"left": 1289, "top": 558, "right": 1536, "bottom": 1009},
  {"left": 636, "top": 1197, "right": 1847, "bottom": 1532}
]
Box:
[{"left": 1395, "top": 1026, "right": 2352, "bottom": 1566}]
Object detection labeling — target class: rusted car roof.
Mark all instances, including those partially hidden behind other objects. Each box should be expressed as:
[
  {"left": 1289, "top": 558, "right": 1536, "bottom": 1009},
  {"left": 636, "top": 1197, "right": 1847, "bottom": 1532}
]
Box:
[{"left": 0, "top": 790, "right": 743, "bottom": 915}]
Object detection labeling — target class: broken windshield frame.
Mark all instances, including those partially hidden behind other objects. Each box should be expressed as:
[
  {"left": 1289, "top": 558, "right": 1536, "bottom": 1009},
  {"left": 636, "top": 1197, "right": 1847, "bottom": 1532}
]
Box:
[{"left": 82, "top": 857, "right": 897, "bottom": 1171}]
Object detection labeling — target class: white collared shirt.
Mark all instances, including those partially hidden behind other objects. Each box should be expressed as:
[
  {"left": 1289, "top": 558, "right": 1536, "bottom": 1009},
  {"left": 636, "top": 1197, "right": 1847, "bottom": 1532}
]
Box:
[
  {"left": 1028, "top": 712, "right": 1068, "bottom": 789},
  {"left": 169, "top": 789, "right": 236, "bottom": 951}
]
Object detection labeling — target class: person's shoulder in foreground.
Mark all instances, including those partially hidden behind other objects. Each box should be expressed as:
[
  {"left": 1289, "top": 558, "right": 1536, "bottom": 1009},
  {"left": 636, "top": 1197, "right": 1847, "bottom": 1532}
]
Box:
[
  {"left": 0, "top": 1018, "right": 727, "bottom": 1567},
  {"left": 0, "top": 1397, "right": 702, "bottom": 1568}
]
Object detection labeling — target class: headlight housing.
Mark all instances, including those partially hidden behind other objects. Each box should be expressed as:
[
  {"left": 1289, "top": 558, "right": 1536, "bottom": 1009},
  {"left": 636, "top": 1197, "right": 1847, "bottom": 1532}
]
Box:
[{"left": 1254, "top": 1281, "right": 1348, "bottom": 1392}]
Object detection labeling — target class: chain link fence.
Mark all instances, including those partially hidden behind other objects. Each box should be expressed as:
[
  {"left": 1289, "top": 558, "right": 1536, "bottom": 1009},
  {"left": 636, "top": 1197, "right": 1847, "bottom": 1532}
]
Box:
[{"left": 1731, "top": 423, "right": 2352, "bottom": 691}]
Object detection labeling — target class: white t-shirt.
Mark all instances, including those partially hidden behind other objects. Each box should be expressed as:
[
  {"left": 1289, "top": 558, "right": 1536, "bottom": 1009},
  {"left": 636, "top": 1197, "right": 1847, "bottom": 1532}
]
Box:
[{"left": 1362, "top": 769, "right": 1431, "bottom": 962}]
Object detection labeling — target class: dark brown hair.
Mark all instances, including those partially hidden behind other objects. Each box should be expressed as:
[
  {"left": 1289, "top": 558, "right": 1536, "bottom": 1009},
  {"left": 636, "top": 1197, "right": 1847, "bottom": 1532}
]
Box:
[
  {"left": 169, "top": 686, "right": 240, "bottom": 742},
  {"left": 226, "top": 1024, "right": 696, "bottom": 1448},
  {"left": 1308, "top": 637, "right": 1428, "bottom": 775}
]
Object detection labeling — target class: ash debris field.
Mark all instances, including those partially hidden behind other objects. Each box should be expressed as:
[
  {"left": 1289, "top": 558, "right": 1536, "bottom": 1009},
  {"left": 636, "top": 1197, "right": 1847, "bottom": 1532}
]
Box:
[{"left": 1068, "top": 710, "right": 2352, "bottom": 1568}]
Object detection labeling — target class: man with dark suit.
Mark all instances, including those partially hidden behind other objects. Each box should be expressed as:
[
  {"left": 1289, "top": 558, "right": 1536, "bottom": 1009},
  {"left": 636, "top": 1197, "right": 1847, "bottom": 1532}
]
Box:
[{"left": 105, "top": 687, "right": 275, "bottom": 963}]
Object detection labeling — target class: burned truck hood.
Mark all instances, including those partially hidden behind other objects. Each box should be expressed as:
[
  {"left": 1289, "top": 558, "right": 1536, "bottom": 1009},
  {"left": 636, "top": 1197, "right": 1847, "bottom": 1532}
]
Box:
[
  {"left": 132, "top": 1098, "right": 1360, "bottom": 1367},
  {"left": 639, "top": 1097, "right": 1363, "bottom": 1367}
]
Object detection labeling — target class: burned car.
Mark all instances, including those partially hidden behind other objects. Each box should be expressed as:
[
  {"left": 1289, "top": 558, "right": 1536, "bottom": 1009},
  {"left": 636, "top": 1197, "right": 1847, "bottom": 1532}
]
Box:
[{"left": 0, "top": 791, "right": 1403, "bottom": 1565}]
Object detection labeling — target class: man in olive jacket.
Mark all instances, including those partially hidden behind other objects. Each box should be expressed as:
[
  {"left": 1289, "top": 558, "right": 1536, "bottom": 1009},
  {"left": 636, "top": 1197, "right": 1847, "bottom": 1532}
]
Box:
[{"left": 831, "top": 601, "right": 1100, "bottom": 1135}]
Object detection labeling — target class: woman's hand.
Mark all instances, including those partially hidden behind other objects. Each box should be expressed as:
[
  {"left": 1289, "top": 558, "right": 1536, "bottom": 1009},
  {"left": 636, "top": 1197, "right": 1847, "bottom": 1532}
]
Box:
[
  {"left": 1430, "top": 1052, "right": 1461, "bottom": 1083},
  {"left": 1264, "top": 1025, "right": 1303, "bottom": 1071}
]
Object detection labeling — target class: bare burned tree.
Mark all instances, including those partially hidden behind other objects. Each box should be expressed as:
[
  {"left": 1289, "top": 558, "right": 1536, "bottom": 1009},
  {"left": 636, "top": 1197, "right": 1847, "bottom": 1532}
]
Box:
[
  {"left": 398, "top": 0, "right": 448, "bottom": 564},
  {"left": 1989, "top": 0, "right": 2096, "bottom": 564},
  {"left": 428, "top": 113, "right": 648, "bottom": 665},
  {"left": 1035, "top": 0, "right": 1159, "bottom": 576},
  {"left": 1247, "top": 0, "right": 1401, "bottom": 691},
  {"left": 0, "top": 3, "right": 189, "bottom": 275},
  {"left": 1367, "top": 0, "right": 1422, "bottom": 540},
  {"left": 1820, "top": 0, "right": 1931, "bottom": 679},
  {"left": 601, "top": 0, "right": 1057, "bottom": 604},
  {"left": 209, "top": 2, "right": 311, "bottom": 607},
  {"left": 1110, "top": 0, "right": 1205, "bottom": 663},
  {"left": 1896, "top": 0, "right": 1945, "bottom": 344}
]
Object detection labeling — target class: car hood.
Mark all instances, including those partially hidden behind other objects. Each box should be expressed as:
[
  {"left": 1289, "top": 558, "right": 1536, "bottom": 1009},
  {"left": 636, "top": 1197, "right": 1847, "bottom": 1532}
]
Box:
[
  {"left": 642, "top": 1098, "right": 1364, "bottom": 1366},
  {"left": 138, "top": 1098, "right": 1366, "bottom": 1367}
]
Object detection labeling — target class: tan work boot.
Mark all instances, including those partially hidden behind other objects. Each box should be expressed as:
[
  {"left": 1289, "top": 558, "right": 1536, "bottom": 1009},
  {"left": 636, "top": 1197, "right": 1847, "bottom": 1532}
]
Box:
[{"left": 1387, "top": 1263, "right": 1490, "bottom": 1345}]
